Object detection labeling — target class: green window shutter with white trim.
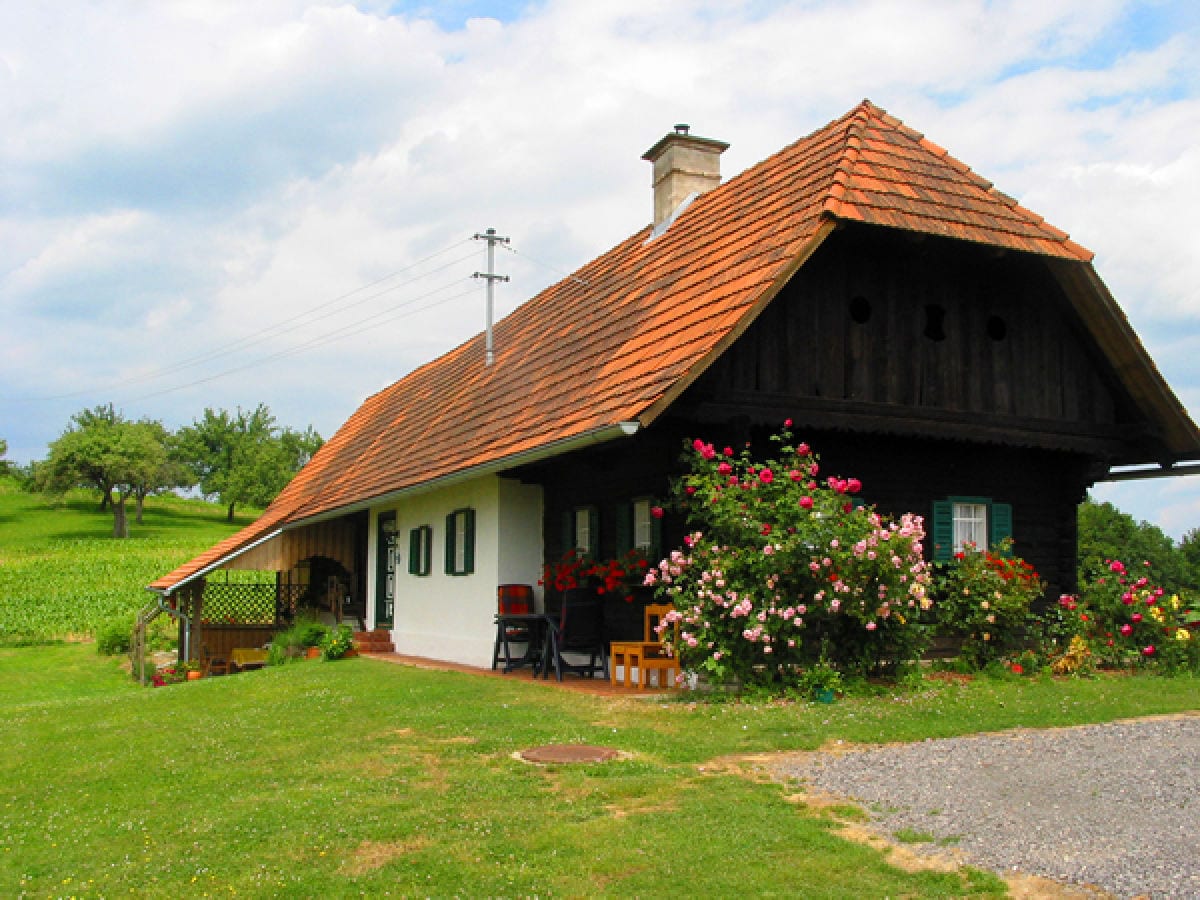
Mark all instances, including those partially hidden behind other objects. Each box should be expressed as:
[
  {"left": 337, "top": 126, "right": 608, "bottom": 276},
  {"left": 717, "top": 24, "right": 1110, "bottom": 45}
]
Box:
[
  {"left": 990, "top": 503, "right": 1013, "bottom": 550},
  {"left": 931, "top": 500, "right": 953, "bottom": 562},
  {"left": 408, "top": 528, "right": 421, "bottom": 575},
  {"left": 444, "top": 512, "right": 455, "bottom": 575},
  {"left": 463, "top": 508, "right": 476, "bottom": 574}
]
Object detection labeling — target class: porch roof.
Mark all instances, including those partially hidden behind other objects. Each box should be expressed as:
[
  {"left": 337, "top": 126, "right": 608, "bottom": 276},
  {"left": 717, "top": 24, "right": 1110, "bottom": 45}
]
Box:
[{"left": 151, "top": 99, "right": 1200, "bottom": 593}]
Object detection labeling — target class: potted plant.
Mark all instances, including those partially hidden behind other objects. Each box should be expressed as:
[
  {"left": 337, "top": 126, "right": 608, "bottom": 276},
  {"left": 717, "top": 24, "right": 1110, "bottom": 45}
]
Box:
[
  {"left": 320, "top": 624, "right": 355, "bottom": 660},
  {"left": 541, "top": 548, "right": 651, "bottom": 638},
  {"left": 798, "top": 656, "right": 844, "bottom": 703}
]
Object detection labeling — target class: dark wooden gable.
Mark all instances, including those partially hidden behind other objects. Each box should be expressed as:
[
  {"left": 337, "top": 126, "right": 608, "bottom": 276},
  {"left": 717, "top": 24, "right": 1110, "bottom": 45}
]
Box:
[{"left": 681, "top": 225, "right": 1141, "bottom": 459}]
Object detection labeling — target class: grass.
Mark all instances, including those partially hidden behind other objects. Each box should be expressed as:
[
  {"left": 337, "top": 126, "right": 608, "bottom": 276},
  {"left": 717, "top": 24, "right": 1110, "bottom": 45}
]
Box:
[
  {"left": 2, "top": 645, "right": 1198, "bottom": 897},
  {"left": 0, "top": 477, "right": 256, "bottom": 644}
]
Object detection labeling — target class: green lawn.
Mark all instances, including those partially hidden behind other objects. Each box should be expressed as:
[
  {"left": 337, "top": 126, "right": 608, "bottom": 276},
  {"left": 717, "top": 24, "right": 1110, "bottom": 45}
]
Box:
[
  {"left": 0, "top": 478, "right": 255, "bottom": 643},
  {"left": 2, "top": 644, "right": 1197, "bottom": 897}
]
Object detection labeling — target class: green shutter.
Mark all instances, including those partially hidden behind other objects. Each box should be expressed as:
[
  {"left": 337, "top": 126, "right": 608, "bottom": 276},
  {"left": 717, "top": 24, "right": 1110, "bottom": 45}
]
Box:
[
  {"left": 587, "top": 506, "right": 599, "bottom": 557},
  {"left": 463, "top": 508, "right": 476, "bottom": 574},
  {"left": 615, "top": 502, "right": 632, "bottom": 555},
  {"left": 408, "top": 528, "right": 420, "bottom": 575},
  {"left": 931, "top": 500, "right": 953, "bottom": 562},
  {"left": 650, "top": 513, "right": 663, "bottom": 562},
  {"left": 990, "top": 502, "right": 1013, "bottom": 549},
  {"left": 561, "top": 510, "right": 573, "bottom": 557},
  {"left": 444, "top": 512, "right": 455, "bottom": 574}
]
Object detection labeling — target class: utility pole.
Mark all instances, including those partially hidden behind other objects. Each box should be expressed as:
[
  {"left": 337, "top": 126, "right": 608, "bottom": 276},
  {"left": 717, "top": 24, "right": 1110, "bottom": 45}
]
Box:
[{"left": 473, "top": 228, "right": 509, "bottom": 367}]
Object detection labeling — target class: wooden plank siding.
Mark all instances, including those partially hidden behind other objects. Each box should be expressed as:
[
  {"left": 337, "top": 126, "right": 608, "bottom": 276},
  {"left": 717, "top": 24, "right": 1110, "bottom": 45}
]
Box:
[
  {"left": 513, "top": 227, "right": 1141, "bottom": 610},
  {"left": 691, "top": 226, "right": 1133, "bottom": 435}
]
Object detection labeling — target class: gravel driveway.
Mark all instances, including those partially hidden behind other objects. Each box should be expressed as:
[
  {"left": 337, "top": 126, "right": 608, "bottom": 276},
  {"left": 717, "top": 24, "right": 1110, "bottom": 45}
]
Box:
[{"left": 772, "top": 714, "right": 1200, "bottom": 899}]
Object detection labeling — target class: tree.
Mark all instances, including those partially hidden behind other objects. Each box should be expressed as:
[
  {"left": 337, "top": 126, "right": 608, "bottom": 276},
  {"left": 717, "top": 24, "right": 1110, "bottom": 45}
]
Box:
[
  {"left": 1177, "top": 527, "right": 1200, "bottom": 592},
  {"left": 1077, "top": 497, "right": 1189, "bottom": 596},
  {"left": 43, "top": 407, "right": 171, "bottom": 538},
  {"left": 129, "top": 420, "right": 192, "bottom": 524},
  {"left": 176, "top": 404, "right": 323, "bottom": 521},
  {"left": 0, "top": 438, "right": 8, "bottom": 475}
]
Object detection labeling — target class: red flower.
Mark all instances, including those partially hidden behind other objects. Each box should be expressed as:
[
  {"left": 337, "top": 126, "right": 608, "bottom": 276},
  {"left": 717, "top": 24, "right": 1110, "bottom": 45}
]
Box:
[
  {"left": 650, "top": 505, "right": 664, "bottom": 519},
  {"left": 759, "top": 467, "right": 774, "bottom": 484},
  {"left": 1010, "top": 662, "right": 1024, "bottom": 675}
]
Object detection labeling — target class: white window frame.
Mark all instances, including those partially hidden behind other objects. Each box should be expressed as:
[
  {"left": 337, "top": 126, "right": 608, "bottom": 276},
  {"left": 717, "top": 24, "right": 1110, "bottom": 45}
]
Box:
[
  {"left": 574, "top": 507, "right": 593, "bottom": 556},
  {"left": 633, "top": 498, "right": 654, "bottom": 552},
  {"left": 952, "top": 501, "right": 988, "bottom": 553}
]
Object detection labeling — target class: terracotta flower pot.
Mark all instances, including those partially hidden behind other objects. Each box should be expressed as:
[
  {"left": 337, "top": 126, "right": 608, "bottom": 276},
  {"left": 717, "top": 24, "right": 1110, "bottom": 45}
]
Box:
[
  {"left": 306, "top": 646, "right": 321, "bottom": 659},
  {"left": 187, "top": 670, "right": 202, "bottom": 681}
]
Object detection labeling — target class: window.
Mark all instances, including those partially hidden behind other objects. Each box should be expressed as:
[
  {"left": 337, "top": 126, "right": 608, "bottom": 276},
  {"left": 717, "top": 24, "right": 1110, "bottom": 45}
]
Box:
[
  {"left": 562, "top": 506, "right": 598, "bottom": 557},
  {"left": 444, "top": 508, "right": 475, "bottom": 576},
  {"left": 575, "top": 507, "right": 594, "bottom": 556},
  {"left": 953, "top": 502, "right": 988, "bottom": 552},
  {"left": 633, "top": 499, "right": 654, "bottom": 552},
  {"left": 408, "top": 525, "right": 432, "bottom": 576},
  {"left": 931, "top": 497, "right": 1013, "bottom": 561},
  {"left": 617, "top": 497, "right": 662, "bottom": 561}
]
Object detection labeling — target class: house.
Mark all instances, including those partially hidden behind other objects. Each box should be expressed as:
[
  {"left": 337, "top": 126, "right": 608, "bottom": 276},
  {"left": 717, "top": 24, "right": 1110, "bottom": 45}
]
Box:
[{"left": 149, "top": 100, "right": 1200, "bottom": 668}]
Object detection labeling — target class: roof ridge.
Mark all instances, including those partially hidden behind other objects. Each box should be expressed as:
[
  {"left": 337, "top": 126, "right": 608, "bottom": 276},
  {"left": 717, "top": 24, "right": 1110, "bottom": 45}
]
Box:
[{"left": 821, "top": 99, "right": 872, "bottom": 220}]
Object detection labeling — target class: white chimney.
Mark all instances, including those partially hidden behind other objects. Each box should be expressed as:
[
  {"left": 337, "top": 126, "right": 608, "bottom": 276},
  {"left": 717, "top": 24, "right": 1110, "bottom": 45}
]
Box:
[{"left": 641, "top": 124, "right": 729, "bottom": 230}]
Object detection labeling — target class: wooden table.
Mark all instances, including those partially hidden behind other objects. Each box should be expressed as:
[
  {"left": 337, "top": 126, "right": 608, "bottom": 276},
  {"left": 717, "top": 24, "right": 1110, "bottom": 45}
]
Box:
[
  {"left": 491, "top": 613, "right": 550, "bottom": 674},
  {"left": 230, "top": 647, "right": 269, "bottom": 671}
]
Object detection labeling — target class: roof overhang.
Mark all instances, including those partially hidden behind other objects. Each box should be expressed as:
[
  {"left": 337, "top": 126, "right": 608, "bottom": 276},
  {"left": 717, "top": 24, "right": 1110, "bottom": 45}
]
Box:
[{"left": 151, "top": 420, "right": 641, "bottom": 595}]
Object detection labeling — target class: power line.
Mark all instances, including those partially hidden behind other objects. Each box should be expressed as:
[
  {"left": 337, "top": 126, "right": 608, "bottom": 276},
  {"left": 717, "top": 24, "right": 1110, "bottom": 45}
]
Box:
[
  {"left": 18, "top": 238, "right": 477, "bottom": 402},
  {"left": 501, "top": 240, "right": 589, "bottom": 286},
  {"left": 128, "top": 279, "right": 481, "bottom": 401}
]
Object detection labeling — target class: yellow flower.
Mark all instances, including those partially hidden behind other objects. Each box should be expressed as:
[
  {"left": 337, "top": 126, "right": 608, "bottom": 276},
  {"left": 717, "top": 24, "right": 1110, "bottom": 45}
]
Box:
[
  {"left": 1150, "top": 606, "right": 1165, "bottom": 623},
  {"left": 1176, "top": 628, "right": 1191, "bottom": 642},
  {"left": 1170, "top": 594, "right": 1181, "bottom": 609}
]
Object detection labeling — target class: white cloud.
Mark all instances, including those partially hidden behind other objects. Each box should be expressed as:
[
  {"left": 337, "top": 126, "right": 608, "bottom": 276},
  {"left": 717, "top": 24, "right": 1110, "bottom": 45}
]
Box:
[{"left": 2, "top": 0, "right": 1199, "bottom": 542}]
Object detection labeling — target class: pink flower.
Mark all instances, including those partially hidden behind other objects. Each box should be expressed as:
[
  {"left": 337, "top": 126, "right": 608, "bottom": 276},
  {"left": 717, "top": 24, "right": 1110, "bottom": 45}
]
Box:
[
  {"left": 865, "top": 621, "right": 877, "bottom": 631},
  {"left": 1120, "top": 624, "right": 1133, "bottom": 636},
  {"left": 783, "top": 418, "right": 793, "bottom": 428},
  {"left": 1143, "top": 645, "right": 1156, "bottom": 656},
  {"left": 799, "top": 496, "right": 814, "bottom": 510},
  {"left": 650, "top": 506, "right": 664, "bottom": 519},
  {"left": 723, "top": 446, "right": 734, "bottom": 457},
  {"left": 685, "top": 485, "right": 696, "bottom": 496},
  {"left": 789, "top": 470, "right": 803, "bottom": 482},
  {"left": 1132, "top": 612, "right": 1143, "bottom": 623},
  {"left": 1109, "top": 560, "right": 1126, "bottom": 574},
  {"left": 717, "top": 462, "right": 732, "bottom": 475},
  {"left": 759, "top": 467, "right": 774, "bottom": 485},
  {"left": 846, "top": 477, "right": 862, "bottom": 494},
  {"left": 797, "top": 443, "right": 810, "bottom": 456},
  {"left": 763, "top": 544, "right": 774, "bottom": 556},
  {"left": 809, "top": 463, "right": 820, "bottom": 477}
]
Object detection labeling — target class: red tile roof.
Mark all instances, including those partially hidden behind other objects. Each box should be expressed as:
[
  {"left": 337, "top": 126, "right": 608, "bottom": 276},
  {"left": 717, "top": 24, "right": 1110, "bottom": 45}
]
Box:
[{"left": 151, "top": 100, "right": 1154, "bottom": 592}]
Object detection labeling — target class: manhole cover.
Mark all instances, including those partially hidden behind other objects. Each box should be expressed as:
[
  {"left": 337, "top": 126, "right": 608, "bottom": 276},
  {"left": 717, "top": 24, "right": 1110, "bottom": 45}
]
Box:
[{"left": 520, "top": 744, "right": 620, "bottom": 764}]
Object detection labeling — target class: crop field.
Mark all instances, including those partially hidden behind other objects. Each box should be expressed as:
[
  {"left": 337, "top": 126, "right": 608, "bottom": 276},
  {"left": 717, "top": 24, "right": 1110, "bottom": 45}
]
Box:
[{"left": 0, "top": 477, "right": 254, "bottom": 644}]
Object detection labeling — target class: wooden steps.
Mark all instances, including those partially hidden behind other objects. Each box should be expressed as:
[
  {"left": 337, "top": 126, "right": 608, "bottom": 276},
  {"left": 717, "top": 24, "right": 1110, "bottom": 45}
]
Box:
[{"left": 353, "top": 629, "right": 395, "bottom": 653}]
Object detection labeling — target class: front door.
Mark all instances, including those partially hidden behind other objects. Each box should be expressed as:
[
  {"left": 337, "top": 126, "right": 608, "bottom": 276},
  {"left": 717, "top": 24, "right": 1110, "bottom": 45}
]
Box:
[{"left": 375, "top": 513, "right": 397, "bottom": 628}]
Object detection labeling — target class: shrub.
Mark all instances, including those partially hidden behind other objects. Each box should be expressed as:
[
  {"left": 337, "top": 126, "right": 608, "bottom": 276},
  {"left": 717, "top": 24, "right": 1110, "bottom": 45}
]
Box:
[
  {"left": 649, "top": 425, "right": 933, "bottom": 689},
  {"left": 267, "top": 616, "right": 328, "bottom": 664},
  {"left": 95, "top": 618, "right": 133, "bottom": 656},
  {"left": 1055, "top": 558, "right": 1198, "bottom": 672},
  {"left": 934, "top": 539, "right": 1044, "bottom": 667},
  {"left": 320, "top": 624, "right": 355, "bottom": 660}
]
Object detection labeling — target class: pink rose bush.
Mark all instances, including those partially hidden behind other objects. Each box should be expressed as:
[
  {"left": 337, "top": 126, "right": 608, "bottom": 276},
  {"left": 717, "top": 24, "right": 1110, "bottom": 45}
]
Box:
[{"left": 647, "top": 426, "right": 933, "bottom": 689}]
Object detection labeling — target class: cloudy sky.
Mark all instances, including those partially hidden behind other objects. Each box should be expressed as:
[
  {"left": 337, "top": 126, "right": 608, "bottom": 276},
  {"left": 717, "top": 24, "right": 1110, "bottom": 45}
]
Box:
[{"left": 3, "top": 1, "right": 1199, "bottom": 536}]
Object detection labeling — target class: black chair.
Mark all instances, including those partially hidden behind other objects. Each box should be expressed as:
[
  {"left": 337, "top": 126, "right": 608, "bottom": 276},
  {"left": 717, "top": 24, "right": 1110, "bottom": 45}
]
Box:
[{"left": 544, "top": 590, "right": 608, "bottom": 681}]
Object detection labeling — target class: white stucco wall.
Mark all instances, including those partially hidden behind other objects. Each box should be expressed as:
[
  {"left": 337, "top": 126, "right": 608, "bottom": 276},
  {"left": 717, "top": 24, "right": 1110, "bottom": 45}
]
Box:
[{"left": 368, "top": 474, "right": 544, "bottom": 667}]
